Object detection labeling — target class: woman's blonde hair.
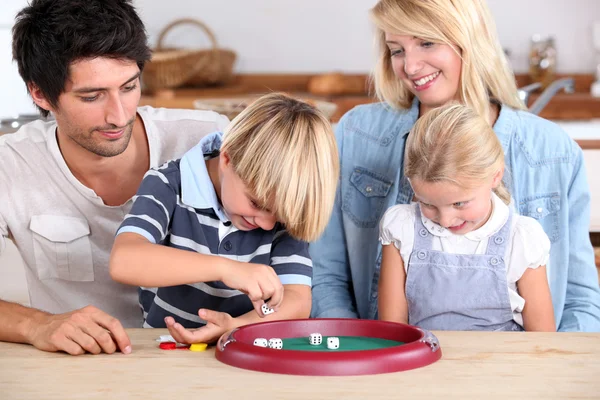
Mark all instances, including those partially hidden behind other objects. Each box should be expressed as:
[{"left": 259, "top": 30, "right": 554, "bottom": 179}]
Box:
[
  {"left": 404, "top": 103, "right": 511, "bottom": 205},
  {"left": 221, "top": 93, "right": 340, "bottom": 242},
  {"left": 370, "top": 0, "right": 525, "bottom": 120}
]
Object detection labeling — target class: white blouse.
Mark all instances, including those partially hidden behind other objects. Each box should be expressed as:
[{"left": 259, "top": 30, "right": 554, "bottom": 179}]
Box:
[{"left": 379, "top": 193, "right": 551, "bottom": 327}]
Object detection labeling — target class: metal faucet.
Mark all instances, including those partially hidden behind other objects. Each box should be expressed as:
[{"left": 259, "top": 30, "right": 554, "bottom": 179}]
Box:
[{"left": 517, "top": 77, "right": 575, "bottom": 115}]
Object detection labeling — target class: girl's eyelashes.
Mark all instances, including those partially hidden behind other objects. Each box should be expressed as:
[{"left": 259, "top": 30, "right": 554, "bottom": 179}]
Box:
[
  {"left": 421, "top": 41, "right": 435, "bottom": 48},
  {"left": 453, "top": 201, "right": 468, "bottom": 208}
]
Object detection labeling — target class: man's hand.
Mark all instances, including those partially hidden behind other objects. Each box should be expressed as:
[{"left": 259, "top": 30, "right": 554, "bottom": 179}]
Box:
[
  {"left": 219, "top": 261, "right": 284, "bottom": 317},
  {"left": 27, "top": 305, "right": 131, "bottom": 356},
  {"left": 165, "top": 309, "right": 234, "bottom": 345}
]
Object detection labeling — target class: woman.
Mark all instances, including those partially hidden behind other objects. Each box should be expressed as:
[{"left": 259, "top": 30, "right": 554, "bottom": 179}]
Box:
[{"left": 310, "top": 0, "right": 600, "bottom": 331}]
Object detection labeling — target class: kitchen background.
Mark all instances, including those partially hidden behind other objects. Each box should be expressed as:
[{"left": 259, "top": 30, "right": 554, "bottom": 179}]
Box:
[{"left": 1, "top": 0, "right": 599, "bottom": 303}]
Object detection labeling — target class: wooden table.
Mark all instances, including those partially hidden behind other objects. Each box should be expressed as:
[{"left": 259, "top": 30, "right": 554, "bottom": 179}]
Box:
[{"left": 1, "top": 329, "right": 599, "bottom": 399}]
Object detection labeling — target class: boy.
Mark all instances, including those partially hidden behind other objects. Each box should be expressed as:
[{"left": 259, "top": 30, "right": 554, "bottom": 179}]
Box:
[{"left": 110, "top": 93, "right": 339, "bottom": 343}]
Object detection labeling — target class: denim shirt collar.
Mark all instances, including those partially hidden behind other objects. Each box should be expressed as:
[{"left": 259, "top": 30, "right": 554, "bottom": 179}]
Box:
[
  {"left": 492, "top": 104, "right": 517, "bottom": 151},
  {"left": 179, "top": 131, "right": 229, "bottom": 222},
  {"left": 399, "top": 97, "right": 420, "bottom": 138}
]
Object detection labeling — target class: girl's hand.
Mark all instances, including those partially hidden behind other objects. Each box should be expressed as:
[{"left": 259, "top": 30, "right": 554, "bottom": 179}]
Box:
[
  {"left": 164, "top": 309, "right": 234, "bottom": 345},
  {"left": 219, "top": 261, "right": 284, "bottom": 316}
]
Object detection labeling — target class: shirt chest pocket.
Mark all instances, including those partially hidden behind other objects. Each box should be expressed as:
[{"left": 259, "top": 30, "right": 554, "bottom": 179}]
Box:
[
  {"left": 518, "top": 193, "right": 561, "bottom": 243},
  {"left": 29, "top": 215, "right": 94, "bottom": 281},
  {"left": 343, "top": 167, "right": 393, "bottom": 228}
]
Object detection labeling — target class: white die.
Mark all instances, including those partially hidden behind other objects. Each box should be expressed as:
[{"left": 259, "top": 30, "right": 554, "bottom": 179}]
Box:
[
  {"left": 261, "top": 303, "right": 274, "bottom": 315},
  {"left": 327, "top": 337, "right": 339, "bottom": 350},
  {"left": 253, "top": 338, "right": 268, "bottom": 347},
  {"left": 268, "top": 338, "right": 283, "bottom": 349},
  {"left": 309, "top": 333, "right": 322, "bottom": 345}
]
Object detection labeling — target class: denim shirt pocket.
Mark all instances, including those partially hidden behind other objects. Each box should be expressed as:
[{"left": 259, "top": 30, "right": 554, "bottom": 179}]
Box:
[
  {"left": 518, "top": 193, "right": 561, "bottom": 242},
  {"left": 343, "top": 167, "right": 393, "bottom": 228}
]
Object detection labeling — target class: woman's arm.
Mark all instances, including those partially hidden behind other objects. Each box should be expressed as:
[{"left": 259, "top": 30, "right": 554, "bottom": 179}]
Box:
[
  {"left": 518, "top": 265, "right": 556, "bottom": 332},
  {"left": 310, "top": 115, "right": 358, "bottom": 319},
  {"left": 378, "top": 244, "right": 408, "bottom": 324},
  {"left": 561, "top": 147, "right": 600, "bottom": 331}
]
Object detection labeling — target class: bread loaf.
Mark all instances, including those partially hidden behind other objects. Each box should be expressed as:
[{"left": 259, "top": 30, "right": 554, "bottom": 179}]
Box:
[{"left": 308, "top": 73, "right": 366, "bottom": 96}]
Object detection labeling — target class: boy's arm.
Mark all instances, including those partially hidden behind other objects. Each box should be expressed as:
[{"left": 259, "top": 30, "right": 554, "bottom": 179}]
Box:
[
  {"left": 110, "top": 166, "right": 283, "bottom": 313},
  {"left": 110, "top": 233, "right": 283, "bottom": 310},
  {"left": 378, "top": 244, "right": 408, "bottom": 324},
  {"left": 163, "top": 230, "right": 312, "bottom": 344},
  {"left": 519, "top": 265, "right": 556, "bottom": 331},
  {"left": 165, "top": 285, "right": 310, "bottom": 345}
]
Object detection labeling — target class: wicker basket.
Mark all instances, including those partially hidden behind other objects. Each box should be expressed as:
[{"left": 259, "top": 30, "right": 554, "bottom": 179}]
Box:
[{"left": 142, "top": 18, "right": 236, "bottom": 91}]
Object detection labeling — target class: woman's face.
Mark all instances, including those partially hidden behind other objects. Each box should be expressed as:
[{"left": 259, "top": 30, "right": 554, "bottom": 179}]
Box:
[{"left": 385, "top": 34, "right": 462, "bottom": 114}]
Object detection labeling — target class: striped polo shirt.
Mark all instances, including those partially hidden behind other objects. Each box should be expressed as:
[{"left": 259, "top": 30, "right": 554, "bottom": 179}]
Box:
[{"left": 116, "top": 132, "right": 313, "bottom": 328}]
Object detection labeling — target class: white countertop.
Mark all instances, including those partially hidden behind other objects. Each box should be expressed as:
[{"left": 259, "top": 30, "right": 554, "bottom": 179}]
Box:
[{"left": 555, "top": 120, "right": 600, "bottom": 141}]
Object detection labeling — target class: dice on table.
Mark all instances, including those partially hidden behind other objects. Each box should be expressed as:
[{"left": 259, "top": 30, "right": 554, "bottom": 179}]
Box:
[
  {"left": 268, "top": 338, "right": 283, "bottom": 349},
  {"left": 261, "top": 303, "right": 274, "bottom": 315},
  {"left": 253, "top": 338, "right": 268, "bottom": 347},
  {"left": 309, "top": 333, "right": 322, "bottom": 345},
  {"left": 327, "top": 337, "right": 339, "bottom": 350}
]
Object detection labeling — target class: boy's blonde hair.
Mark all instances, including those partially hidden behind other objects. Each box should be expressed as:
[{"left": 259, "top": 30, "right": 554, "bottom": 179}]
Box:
[
  {"left": 220, "top": 93, "right": 339, "bottom": 242},
  {"left": 370, "top": 0, "right": 526, "bottom": 120},
  {"left": 404, "top": 103, "right": 511, "bottom": 205}
]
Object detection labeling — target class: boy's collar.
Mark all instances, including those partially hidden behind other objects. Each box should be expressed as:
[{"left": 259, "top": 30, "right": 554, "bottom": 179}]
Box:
[{"left": 179, "top": 131, "right": 230, "bottom": 222}]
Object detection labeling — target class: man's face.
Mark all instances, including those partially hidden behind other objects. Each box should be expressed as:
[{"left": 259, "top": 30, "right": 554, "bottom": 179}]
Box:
[{"left": 41, "top": 57, "right": 142, "bottom": 158}]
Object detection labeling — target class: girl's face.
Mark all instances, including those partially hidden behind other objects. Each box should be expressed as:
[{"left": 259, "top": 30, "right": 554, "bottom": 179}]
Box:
[
  {"left": 385, "top": 34, "right": 463, "bottom": 115},
  {"left": 410, "top": 173, "right": 501, "bottom": 235}
]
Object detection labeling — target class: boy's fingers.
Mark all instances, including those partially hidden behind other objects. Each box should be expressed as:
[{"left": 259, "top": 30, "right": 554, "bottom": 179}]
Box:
[
  {"left": 166, "top": 321, "right": 189, "bottom": 344},
  {"left": 252, "top": 300, "right": 266, "bottom": 317},
  {"left": 198, "top": 309, "right": 228, "bottom": 327}
]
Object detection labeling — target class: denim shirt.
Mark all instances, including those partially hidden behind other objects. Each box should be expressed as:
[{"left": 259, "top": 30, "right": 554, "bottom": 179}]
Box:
[{"left": 310, "top": 100, "right": 600, "bottom": 332}]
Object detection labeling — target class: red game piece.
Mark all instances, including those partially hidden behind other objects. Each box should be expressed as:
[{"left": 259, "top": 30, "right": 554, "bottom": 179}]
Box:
[{"left": 159, "top": 342, "right": 177, "bottom": 350}]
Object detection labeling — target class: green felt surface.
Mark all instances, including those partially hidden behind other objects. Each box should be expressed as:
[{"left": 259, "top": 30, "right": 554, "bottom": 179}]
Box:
[{"left": 281, "top": 336, "right": 404, "bottom": 351}]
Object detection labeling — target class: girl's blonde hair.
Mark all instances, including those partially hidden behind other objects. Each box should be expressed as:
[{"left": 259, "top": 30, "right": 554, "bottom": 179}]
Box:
[
  {"left": 370, "top": 0, "right": 526, "bottom": 120},
  {"left": 404, "top": 103, "right": 511, "bottom": 205},
  {"left": 221, "top": 93, "right": 340, "bottom": 242}
]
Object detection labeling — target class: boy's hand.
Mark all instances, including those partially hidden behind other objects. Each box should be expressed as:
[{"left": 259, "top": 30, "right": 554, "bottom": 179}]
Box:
[
  {"left": 220, "top": 261, "right": 284, "bottom": 317},
  {"left": 165, "top": 309, "right": 233, "bottom": 344},
  {"left": 27, "top": 306, "right": 131, "bottom": 356}
]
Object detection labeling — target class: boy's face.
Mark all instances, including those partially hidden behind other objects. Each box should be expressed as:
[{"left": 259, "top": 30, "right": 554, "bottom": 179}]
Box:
[
  {"left": 32, "top": 57, "right": 142, "bottom": 158},
  {"left": 218, "top": 152, "right": 278, "bottom": 232}
]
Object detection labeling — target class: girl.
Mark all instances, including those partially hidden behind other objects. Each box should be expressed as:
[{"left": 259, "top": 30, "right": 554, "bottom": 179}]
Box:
[
  {"left": 310, "top": 0, "right": 600, "bottom": 332},
  {"left": 378, "top": 104, "right": 555, "bottom": 331}
]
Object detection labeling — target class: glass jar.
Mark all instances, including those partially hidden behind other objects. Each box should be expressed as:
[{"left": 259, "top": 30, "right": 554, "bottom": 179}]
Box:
[{"left": 528, "top": 35, "right": 557, "bottom": 89}]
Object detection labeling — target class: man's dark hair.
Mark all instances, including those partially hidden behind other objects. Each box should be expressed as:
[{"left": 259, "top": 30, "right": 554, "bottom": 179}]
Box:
[{"left": 12, "top": 0, "right": 152, "bottom": 117}]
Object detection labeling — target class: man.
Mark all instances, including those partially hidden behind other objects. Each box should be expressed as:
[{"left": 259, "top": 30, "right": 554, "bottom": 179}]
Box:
[{"left": 0, "top": 0, "right": 228, "bottom": 355}]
